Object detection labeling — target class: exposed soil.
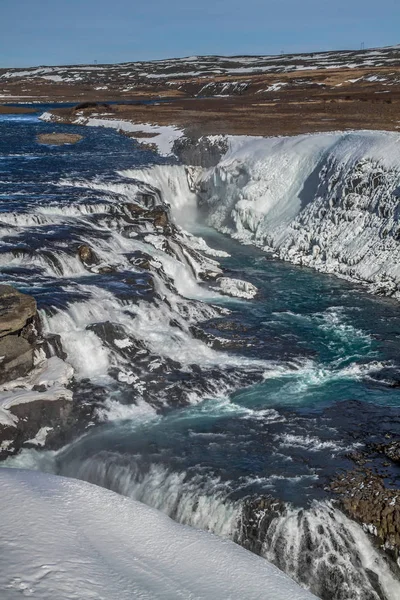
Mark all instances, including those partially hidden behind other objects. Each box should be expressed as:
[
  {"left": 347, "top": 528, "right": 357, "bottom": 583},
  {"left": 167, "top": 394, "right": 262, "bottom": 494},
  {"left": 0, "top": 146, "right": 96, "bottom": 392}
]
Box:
[{"left": 47, "top": 90, "right": 400, "bottom": 138}]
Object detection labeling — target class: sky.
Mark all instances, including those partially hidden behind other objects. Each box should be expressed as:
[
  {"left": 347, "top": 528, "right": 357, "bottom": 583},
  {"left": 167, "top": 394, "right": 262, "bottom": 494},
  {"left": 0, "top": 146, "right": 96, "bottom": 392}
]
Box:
[{"left": 1, "top": 0, "right": 399, "bottom": 67}]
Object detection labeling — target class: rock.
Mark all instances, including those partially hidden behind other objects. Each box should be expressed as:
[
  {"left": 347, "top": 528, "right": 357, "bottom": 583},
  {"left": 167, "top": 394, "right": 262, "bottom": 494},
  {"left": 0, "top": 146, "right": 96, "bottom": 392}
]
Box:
[
  {"left": 124, "top": 203, "right": 146, "bottom": 217},
  {"left": 0, "top": 285, "right": 36, "bottom": 338},
  {"left": 37, "top": 133, "right": 83, "bottom": 146},
  {"left": 0, "top": 286, "right": 39, "bottom": 385},
  {"left": 73, "top": 102, "right": 111, "bottom": 112},
  {"left": 330, "top": 469, "right": 400, "bottom": 562},
  {"left": 149, "top": 208, "right": 169, "bottom": 229},
  {"left": 374, "top": 441, "right": 400, "bottom": 464},
  {"left": 0, "top": 335, "right": 34, "bottom": 385},
  {"left": 173, "top": 134, "right": 229, "bottom": 167},
  {"left": 77, "top": 244, "right": 98, "bottom": 265},
  {"left": 42, "top": 334, "right": 67, "bottom": 361},
  {"left": 234, "top": 495, "right": 286, "bottom": 556}
]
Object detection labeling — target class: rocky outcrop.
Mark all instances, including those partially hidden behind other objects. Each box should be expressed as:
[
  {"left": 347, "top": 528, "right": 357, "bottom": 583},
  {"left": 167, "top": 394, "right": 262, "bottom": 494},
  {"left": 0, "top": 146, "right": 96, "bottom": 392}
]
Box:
[
  {"left": 173, "top": 134, "right": 228, "bottom": 167},
  {"left": 0, "top": 285, "right": 92, "bottom": 460},
  {"left": 0, "top": 285, "right": 36, "bottom": 338},
  {"left": 330, "top": 469, "right": 400, "bottom": 563},
  {"left": 0, "top": 285, "right": 38, "bottom": 384},
  {"left": 374, "top": 441, "right": 400, "bottom": 464},
  {"left": 235, "top": 496, "right": 286, "bottom": 555},
  {"left": 77, "top": 244, "right": 98, "bottom": 266}
]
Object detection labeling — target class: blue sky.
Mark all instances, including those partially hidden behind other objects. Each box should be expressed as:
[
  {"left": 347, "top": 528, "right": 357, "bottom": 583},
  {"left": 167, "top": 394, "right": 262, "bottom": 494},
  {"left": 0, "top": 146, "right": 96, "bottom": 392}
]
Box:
[{"left": 1, "top": 0, "right": 399, "bottom": 67}]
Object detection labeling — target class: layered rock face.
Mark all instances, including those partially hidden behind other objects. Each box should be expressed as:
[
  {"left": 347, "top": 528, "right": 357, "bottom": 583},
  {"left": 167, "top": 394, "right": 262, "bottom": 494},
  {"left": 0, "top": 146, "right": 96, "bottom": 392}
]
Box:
[
  {"left": 0, "top": 286, "right": 79, "bottom": 458},
  {"left": 0, "top": 285, "right": 38, "bottom": 384}
]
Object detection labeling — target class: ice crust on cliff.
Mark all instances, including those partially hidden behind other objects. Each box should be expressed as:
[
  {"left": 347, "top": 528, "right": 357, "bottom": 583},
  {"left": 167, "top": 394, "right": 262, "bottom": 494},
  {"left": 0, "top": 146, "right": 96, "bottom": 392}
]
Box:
[
  {"left": 0, "top": 468, "right": 317, "bottom": 600},
  {"left": 197, "top": 130, "right": 400, "bottom": 298}
]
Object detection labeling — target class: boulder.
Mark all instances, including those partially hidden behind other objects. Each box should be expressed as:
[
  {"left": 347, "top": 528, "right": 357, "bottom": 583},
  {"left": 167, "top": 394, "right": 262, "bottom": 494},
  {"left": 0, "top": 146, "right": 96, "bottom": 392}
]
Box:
[
  {"left": 0, "top": 286, "right": 38, "bottom": 385},
  {"left": 0, "top": 285, "right": 36, "bottom": 338},
  {"left": 0, "top": 335, "right": 34, "bottom": 385},
  {"left": 77, "top": 244, "right": 98, "bottom": 266}
]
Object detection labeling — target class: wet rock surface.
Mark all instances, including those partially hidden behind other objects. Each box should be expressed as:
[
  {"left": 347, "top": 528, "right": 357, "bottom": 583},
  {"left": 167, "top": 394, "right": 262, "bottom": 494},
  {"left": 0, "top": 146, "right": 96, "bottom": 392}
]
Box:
[
  {"left": 0, "top": 286, "right": 91, "bottom": 459},
  {"left": 0, "top": 285, "right": 38, "bottom": 384},
  {"left": 235, "top": 495, "right": 286, "bottom": 556},
  {"left": 0, "top": 285, "right": 37, "bottom": 338},
  {"left": 330, "top": 469, "right": 400, "bottom": 563},
  {"left": 173, "top": 135, "right": 228, "bottom": 167}
]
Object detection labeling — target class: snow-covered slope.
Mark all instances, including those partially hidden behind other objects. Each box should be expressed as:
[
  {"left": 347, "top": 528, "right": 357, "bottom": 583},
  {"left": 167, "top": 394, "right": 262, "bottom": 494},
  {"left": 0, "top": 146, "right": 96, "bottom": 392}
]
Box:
[
  {"left": 0, "top": 468, "right": 316, "bottom": 600},
  {"left": 196, "top": 130, "right": 400, "bottom": 298}
]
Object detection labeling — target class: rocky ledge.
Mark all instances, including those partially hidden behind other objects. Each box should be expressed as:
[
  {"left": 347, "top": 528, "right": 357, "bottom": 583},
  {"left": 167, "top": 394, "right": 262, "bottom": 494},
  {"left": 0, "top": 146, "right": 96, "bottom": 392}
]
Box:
[
  {"left": 330, "top": 440, "right": 400, "bottom": 567},
  {"left": 0, "top": 285, "right": 38, "bottom": 384},
  {"left": 0, "top": 285, "right": 88, "bottom": 459}
]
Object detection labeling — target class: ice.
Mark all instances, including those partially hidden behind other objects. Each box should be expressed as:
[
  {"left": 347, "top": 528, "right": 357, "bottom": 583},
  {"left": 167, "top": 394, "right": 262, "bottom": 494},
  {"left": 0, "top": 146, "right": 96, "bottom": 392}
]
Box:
[
  {"left": 0, "top": 468, "right": 317, "bottom": 600},
  {"left": 218, "top": 277, "right": 258, "bottom": 299},
  {"left": 197, "top": 130, "right": 400, "bottom": 298}
]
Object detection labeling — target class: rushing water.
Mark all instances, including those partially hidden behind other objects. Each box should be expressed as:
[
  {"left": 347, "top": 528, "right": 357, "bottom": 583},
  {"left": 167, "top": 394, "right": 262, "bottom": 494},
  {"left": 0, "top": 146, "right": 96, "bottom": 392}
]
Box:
[{"left": 2, "top": 108, "right": 400, "bottom": 600}]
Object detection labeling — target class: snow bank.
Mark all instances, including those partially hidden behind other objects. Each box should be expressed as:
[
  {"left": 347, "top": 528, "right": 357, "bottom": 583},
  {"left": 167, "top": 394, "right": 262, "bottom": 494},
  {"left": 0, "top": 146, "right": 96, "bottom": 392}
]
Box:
[
  {"left": 39, "top": 112, "right": 183, "bottom": 156},
  {"left": 0, "top": 468, "right": 317, "bottom": 600},
  {"left": 84, "top": 118, "right": 183, "bottom": 156},
  {"left": 197, "top": 130, "right": 400, "bottom": 298}
]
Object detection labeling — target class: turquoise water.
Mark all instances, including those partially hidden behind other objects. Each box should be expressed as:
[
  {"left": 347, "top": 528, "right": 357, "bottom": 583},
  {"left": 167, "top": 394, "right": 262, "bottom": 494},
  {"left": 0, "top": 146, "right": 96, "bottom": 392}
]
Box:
[{"left": 2, "top": 107, "right": 400, "bottom": 598}]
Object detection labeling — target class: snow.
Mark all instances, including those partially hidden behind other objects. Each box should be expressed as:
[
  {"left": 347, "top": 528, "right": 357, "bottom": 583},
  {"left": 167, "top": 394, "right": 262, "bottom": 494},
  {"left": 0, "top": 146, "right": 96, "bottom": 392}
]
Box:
[
  {"left": 266, "top": 82, "right": 288, "bottom": 92},
  {"left": 218, "top": 277, "right": 258, "bottom": 299},
  {"left": 0, "top": 468, "right": 317, "bottom": 600},
  {"left": 25, "top": 426, "right": 53, "bottom": 447},
  {"left": 83, "top": 118, "right": 182, "bottom": 156},
  {"left": 40, "top": 75, "right": 64, "bottom": 82},
  {"left": 197, "top": 130, "right": 400, "bottom": 298},
  {"left": 39, "top": 111, "right": 53, "bottom": 122}
]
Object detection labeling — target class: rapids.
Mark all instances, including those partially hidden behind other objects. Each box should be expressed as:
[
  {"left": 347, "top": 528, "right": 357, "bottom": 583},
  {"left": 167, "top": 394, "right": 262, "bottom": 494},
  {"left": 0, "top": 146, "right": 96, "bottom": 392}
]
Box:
[{"left": 2, "top": 108, "right": 400, "bottom": 600}]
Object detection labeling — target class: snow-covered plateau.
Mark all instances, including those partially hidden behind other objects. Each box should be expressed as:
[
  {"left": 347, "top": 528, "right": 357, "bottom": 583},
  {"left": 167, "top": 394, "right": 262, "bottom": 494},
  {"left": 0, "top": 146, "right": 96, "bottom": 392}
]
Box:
[
  {"left": 191, "top": 130, "right": 400, "bottom": 299},
  {"left": 0, "top": 468, "right": 316, "bottom": 600}
]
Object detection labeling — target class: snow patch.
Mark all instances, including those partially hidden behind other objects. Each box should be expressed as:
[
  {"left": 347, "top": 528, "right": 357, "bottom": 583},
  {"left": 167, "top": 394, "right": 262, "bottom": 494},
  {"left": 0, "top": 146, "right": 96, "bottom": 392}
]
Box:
[{"left": 0, "top": 468, "right": 316, "bottom": 600}]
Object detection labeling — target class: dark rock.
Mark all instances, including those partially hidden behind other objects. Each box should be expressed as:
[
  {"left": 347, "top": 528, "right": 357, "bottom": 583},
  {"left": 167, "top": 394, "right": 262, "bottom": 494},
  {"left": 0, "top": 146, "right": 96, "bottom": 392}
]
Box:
[
  {"left": 0, "top": 286, "right": 39, "bottom": 385},
  {"left": 73, "top": 102, "right": 111, "bottom": 112},
  {"left": 0, "top": 285, "right": 36, "bottom": 338},
  {"left": 149, "top": 208, "right": 169, "bottom": 229},
  {"left": 330, "top": 469, "right": 400, "bottom": 563},
  {"left": 124, "top": 203, "right": 146, "bottom": 217},
  {"left": 199, "top": 270, "right": 220, "bottom": 281},
  {"left": 77, "top": 244, "right": 98, "bottom": 266},
  {"left": 173, "top": 135, "right": 229, "bottom": 167},
  {"left": 41, "top": 333, "right": 68, "bottom": 361},
  {"left": 0, "top": 334, "right": 34, "bottom": 384},
  {"left": 235, "top": 495, "right": 286, "bottom": 555},
  {"left": 374, "top": 441, "right": 400, "bottom": 464}
]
